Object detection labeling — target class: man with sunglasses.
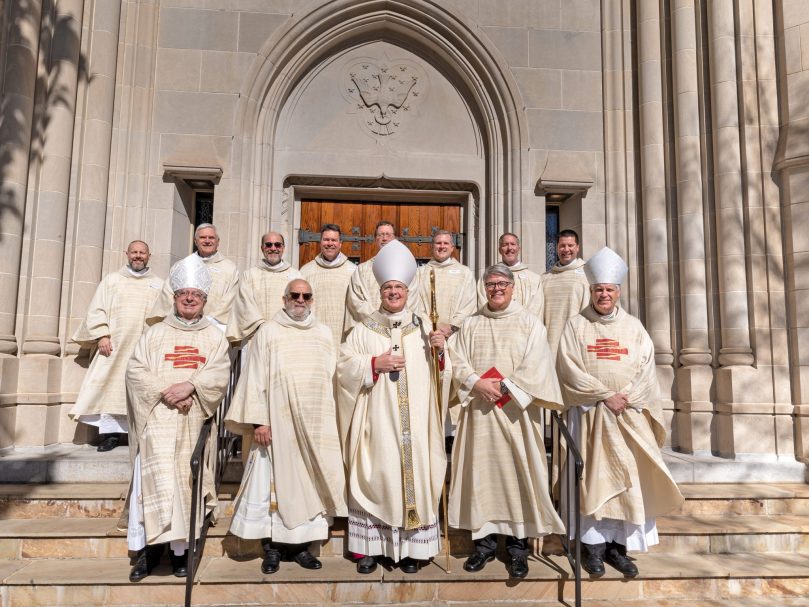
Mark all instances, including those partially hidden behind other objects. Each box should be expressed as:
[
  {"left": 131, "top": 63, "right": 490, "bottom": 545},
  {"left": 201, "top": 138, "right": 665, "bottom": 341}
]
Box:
[
  {"left": 300, "top": 224, "right": 356, "bottom": 346},
  {"left": 449, "top": 263, "right": 565, "bottom": 579},
  {"left": 148, "top": 223, "right": 239, "bottom": 330},
  {"left": 227, "top": 231, "right": 301, "bottom": 343},
  {"left": 226, "top": 278, "right": 347, "bottom": 575}
]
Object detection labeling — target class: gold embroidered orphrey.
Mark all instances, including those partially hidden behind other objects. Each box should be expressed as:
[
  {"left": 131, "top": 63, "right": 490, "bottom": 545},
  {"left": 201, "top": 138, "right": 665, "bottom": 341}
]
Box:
[{"left": 362, "top": 315, "right": 422, "bottom": 529}]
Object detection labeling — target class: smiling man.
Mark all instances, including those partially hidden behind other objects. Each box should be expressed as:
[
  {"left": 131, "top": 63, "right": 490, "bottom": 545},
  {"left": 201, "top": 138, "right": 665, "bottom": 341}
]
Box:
[
  {"left": 226, "top": 278, "right": 347, "bottom": 575},
  {"left": 541, "top": 229, "right": 590, "bottom": 358},
  {"left": 556, "top": 247, "right": 683, "bottom": 579},
  {"left": 343, "top": 221, "right": 423, "bottom": 332},
  {"left": 449, "top": 263, "right": 565, "bottom": 579},
  {"left": 300, "top": 224, "right": 356, "bottom": 346},
  {"left": 70, "top": 240, "right": 163, "bottom": 452},
  {"left": 477, "top": 233, "right": 544, "bottom": 319},
  {"left": 126, "top": 255, "right": 230, "bottom": 582},
  {"left": 149, "top": 223, "right": 239, "bottom": 330},
  {"left": 226, "top": 231, "right": 301, "bottom": 343},
  {"left": 337, "top": 240, "right": 447, "bottom": 575}
]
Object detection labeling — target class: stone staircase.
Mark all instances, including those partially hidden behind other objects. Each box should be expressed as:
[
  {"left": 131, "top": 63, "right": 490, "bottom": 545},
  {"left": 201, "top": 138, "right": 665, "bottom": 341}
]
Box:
[{"left": 2, "top": 477, "right": 809, "bottom": 606}]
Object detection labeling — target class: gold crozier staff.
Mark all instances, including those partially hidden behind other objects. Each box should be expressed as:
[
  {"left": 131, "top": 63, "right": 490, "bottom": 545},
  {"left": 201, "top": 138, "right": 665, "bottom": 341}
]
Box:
[{"left": 430, "top": 268, "right": 452, "bottom": 574}]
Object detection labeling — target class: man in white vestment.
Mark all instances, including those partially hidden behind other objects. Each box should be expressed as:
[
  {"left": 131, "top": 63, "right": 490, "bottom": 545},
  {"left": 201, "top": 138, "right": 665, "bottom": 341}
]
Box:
[
  {"left": 226, "top": 231, "right": 302, "bottom": 343},
  {"left": 477, "top": 233, "right": 544, "bottom": 318},
  {"left": 70, "top": 240, "right": 163, "bottom": 452},
  {"left": 343, "top": 221, "right": 422, "bottom": 332},
  {"left": 148, "top": 223, "right": 239, "bottom": 329},
  {"left": 126, "top": 255, "right": 230, "bottom": 582},
  {"left": 225, "top": 278, "right": 347, "bottom": 574},
  {"left": 449, "top": 263, "right": 565, "bottom": 579},
  {"left": 337, "top": 240, "right": 447, "bottom": 575},
  {"left": 417, "top": 229, "right": 477, "bottom": 440},
  {"left": 556, "top": 247, "right": 683, "bottom": 578},
  {"left": 300, "top": 224, "right": 356, "bottom": 346},
  {"left": 541, "top": 229, "right": 590, "bottom": 358}
]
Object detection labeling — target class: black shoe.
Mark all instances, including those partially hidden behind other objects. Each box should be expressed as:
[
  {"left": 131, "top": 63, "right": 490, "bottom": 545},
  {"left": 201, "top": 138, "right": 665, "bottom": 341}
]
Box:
[
  {"left": 97, "top": 434, "right": 121, "bottom": 452},
  {"left": 356, "top": 555, "right": 377, "bottom": 574},
  {"left": 293, "top": 550, "right": 322, "bottom": 570},
  {"left": 261, "top": 548, "right": 281, "bottom": 574},
  {"left": 605, "top": 542, "right": 638, "bottom": 577},
  {"left": 170, "top": 550, "right": 188, "bottom": 578},
  {"left": 399, "top": 557, "right": 419, "bottom": 573},
  {"left": 129, "top": 549, "right": 150, "bottom": 582},
  {"left": 463, "top": 551, "right": 495, "bottom": 572},
  {"left": 508, "top": 554, "right": 529, "bottom": 579},
  {"left": 582, "top": 542, "right": 606, "bottom": 577}
]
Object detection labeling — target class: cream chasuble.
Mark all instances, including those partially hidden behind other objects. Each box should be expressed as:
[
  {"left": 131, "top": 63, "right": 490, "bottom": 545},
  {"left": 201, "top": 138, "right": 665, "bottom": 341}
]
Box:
[
  {"left": 337, "top": 308, "right": 447, "bottom": 559},
  {"left": 225, "top": 310, "right": 347, "bottom": 540},
  {"left": 343, "top": 255, "right": 423, "bottom": 334},
  {"left": 125, "top": 314, "right": 230, "bottom": 545},
  {"left": 557, "top": 306, "right": 683, "bottom": 529},
  {"left": 477, "top": 262, "right": 544, "bottom": 319},
  {"left": 448, "top": 300, "right": 565, "bottom": 538},
  {"left": 70, "top": 267, "right": 163, "bottom": 420},
  {"left": 300, "top": 253, "right": 356, "bottom": 346},
  {"left": 417, "top": 258, "right": 477, "bottom": 328},
  {"left": 226, "top": 261, "right": 301, "bottom": 342},
  {"left": 541, "top": 258, "right": 590, "bottom": 358},
  {"left": 148, "top": 253, "right": 239, "bottom": 327}
]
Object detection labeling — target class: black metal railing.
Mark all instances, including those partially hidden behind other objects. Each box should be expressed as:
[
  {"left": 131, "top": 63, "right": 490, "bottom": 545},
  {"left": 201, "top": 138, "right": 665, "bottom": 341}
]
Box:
[
  {"left": 185, "top": 350, "right": 241, "bottom": 607},
  {"left": 550, "top": 410, "right": 584, "bottom": 607}
]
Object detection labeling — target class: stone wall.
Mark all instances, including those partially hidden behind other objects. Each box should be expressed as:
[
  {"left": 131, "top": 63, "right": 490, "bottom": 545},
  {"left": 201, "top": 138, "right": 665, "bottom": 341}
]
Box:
[{"left": 0, "top": 0, "right": 805, "bottom": 468}]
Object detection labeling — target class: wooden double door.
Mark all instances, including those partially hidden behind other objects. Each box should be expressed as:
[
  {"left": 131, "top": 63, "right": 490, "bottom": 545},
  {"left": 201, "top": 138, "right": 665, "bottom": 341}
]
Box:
[{"left": 299, "top": 200, "right": 463, "bottom": 266}]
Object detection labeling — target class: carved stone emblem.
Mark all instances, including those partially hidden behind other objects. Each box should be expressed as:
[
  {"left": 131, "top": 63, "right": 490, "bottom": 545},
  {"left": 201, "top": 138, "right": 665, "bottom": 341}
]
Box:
[{"left": 343, "top": 58, "right": 427, "bottom": 136}]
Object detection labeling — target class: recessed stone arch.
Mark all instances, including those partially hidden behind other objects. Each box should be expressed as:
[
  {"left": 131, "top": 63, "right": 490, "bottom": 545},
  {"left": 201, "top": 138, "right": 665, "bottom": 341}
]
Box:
[{"left": 231, "top": 0, "right": 529, "bottom": 270}]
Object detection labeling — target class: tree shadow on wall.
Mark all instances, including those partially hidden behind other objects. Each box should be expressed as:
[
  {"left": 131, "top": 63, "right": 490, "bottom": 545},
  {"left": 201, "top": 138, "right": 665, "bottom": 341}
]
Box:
[{"left": 0, "top": 0, "right": 90, "bottom": 242}]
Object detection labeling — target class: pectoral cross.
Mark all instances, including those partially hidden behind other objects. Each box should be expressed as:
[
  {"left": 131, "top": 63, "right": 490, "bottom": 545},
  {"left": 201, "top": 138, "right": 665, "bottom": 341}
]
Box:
[
  {"left": 392, "top": 345, "right": 400, "bottom": 352},
  {"left": 392, "top": 321, "right": 402, "bottom": 328}
]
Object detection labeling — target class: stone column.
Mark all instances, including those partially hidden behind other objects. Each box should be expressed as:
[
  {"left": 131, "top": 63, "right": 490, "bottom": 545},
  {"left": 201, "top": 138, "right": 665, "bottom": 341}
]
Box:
[
  {"left": 21, "top": 0, "right": 84, "bottom": 355},
  {"left": 636, "top": 0, "right": 676, "bottom": 441},
  {"left": 0, "top": 0, "right": 43, "bottom": 354},
  {"left": 65, "top": 0, "right": 122, "bottom": 349},
  {"left": 776, "top": 1, "right": 809, "bottom": 460},
  {"left": 671, "top": 0, "right": 713, "bottom": 455}
]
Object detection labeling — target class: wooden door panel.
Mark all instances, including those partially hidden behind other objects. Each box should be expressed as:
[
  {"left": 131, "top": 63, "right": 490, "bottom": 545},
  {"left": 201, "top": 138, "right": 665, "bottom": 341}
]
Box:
[{"left": 299, "top": 200, "right": 462, "bottom": 266}]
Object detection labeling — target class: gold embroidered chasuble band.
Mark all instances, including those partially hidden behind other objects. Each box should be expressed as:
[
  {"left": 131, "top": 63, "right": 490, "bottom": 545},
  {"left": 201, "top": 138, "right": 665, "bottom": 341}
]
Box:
[{"left": 362, "top": 314, "right": 422, "bottom": 530}]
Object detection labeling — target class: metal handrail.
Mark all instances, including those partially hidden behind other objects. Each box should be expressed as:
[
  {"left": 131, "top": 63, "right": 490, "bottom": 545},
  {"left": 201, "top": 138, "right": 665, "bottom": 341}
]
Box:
[
  {"left": 184, "top": 350, "right": 241, "bottom": 607},
  {"left": 550, "top": 410, "right": 584, "bottom": 607}
]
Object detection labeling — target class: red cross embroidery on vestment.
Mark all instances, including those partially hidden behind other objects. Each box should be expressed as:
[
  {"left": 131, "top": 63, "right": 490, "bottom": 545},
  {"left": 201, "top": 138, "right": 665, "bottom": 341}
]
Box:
[
  {"left": 164, "top": 345, "right": 206, "bottom": 369},
  {"left": 587, "top": 338, "right": 628, "bottom": 361}
]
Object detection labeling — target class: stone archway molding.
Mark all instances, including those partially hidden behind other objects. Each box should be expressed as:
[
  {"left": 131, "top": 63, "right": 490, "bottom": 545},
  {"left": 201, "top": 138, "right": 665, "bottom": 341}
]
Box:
[{"left": 232, "top": 0, "right": 528, "bottom": 264}]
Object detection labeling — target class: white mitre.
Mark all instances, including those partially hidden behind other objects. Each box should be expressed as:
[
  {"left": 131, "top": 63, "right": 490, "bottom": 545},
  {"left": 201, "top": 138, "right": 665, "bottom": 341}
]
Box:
[
  {"left": 584, "top": 246, "right": 628, "bottom": 286},
  {"left": 169, "top": 254, "right": 213, "bottom": 294},
  {"left": 373, "top": 239, "right": 417, "bottom": 286}
]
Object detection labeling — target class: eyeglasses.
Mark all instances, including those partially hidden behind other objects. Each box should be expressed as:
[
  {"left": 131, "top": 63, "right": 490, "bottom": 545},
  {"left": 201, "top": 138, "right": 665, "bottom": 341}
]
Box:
[
  {"left": 484, "top": 281, "right": 513, "bottom": 291},
  {"left": 175, "top": 289, "right": 205, "bottom": 300},
  {"left": 263, "top": 241, "right": 284, "bottom": 248},
  {"left": 288, "top": 292, "right": 313, "bottom": 301}
]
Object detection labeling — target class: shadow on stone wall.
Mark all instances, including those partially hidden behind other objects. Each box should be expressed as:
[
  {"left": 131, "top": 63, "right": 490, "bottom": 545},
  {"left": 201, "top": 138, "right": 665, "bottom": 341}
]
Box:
[{"left": 0, "top": 0, "right": 89, "bottom": 242}]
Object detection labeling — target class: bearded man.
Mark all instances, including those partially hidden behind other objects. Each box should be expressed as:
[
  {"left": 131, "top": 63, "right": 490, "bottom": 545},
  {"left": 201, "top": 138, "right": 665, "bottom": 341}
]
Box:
[{"left": 70, "top": 240, "right": 163, "bottom": 452}]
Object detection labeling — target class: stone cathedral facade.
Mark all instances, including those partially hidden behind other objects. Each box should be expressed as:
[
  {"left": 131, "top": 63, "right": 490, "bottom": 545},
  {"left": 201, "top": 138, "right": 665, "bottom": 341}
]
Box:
[{"left": 0, "top": 0, "right": 808, "bottom": 474}]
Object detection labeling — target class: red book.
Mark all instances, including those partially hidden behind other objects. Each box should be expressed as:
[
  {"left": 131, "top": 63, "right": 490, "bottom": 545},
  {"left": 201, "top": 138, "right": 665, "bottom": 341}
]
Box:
[{"left": 480, "top": 367, "right": 511, "bottom": 408}]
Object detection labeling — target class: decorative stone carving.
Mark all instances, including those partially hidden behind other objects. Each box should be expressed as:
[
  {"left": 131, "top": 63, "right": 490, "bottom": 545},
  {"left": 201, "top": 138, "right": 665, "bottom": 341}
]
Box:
[{"left": 342, "top": 57, "right": 427, "bottom": 136}]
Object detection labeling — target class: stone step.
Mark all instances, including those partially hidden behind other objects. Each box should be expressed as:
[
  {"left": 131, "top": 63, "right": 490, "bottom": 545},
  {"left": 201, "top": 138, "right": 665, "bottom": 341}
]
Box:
[
  {"left": 674, "top": 482, "right": 809, "bottom": 515},
  {"left": 2, "top": 552, "right": 809, "bottom": 606}
]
